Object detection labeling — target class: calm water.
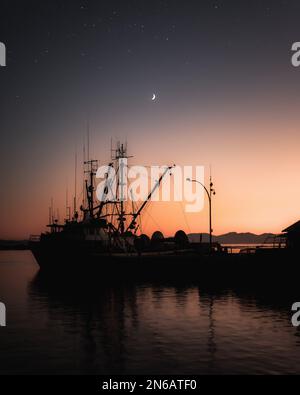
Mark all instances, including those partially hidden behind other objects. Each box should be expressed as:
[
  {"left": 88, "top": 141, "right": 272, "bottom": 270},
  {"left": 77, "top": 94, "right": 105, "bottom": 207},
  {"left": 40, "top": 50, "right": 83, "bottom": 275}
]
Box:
[{"left": 0, "top": 251, "right": 300, "bottom": 375}]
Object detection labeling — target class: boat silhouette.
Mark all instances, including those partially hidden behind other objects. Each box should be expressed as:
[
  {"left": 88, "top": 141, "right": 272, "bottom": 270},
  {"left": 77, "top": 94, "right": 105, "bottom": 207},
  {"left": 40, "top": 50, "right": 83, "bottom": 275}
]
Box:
[{"left": 29, "top": 143, "right": 298, "bottom": 276}]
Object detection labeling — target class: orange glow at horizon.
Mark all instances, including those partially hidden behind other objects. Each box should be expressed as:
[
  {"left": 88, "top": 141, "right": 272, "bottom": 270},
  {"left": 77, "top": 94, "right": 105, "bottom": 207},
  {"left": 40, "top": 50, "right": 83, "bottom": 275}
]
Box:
[{"left": 1, "top": 106, "right": 300, "bottom": 240}]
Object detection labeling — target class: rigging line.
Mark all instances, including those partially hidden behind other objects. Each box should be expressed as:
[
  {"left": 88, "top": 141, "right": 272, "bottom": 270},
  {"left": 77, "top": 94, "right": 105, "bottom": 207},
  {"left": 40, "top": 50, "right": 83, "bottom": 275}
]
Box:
[
  {"left": 76, "top": 189, "right": 84, "bottom": 205},
  {"left": 137, "top": 200, "right": 143, "bottom": 234},
  {"left": 143, "top": 204, "right": 162, "bottom": 233},
  {"left": 141, "top": 203, "right": 153, "bottom": 233},
  {"left": 103, "top": 167, "right": 121, "bottom": 218},
  {"left": 138, "top": 215, "right": 143, "bottom": 235},
  {"left": 179, "top": 200, "right": 192, "bottom": 234},
  {"left": 131, "top": 190, "right": 143, "bottom": 234},
  {"left": 130, "top": 190, "right": 139, "bottom": 232},
  {"left": 142, "top": 165, "right": 170, "bottom": 169},
  {"left": 147, "top": 209, "right": 162, "bottom": 232}
]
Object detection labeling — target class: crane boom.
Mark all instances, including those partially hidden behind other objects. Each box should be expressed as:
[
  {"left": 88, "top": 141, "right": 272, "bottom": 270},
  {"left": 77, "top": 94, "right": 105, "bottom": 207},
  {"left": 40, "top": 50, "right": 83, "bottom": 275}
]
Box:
[{"left": 126, "top": 165, "right": 175, "bottom": 233}]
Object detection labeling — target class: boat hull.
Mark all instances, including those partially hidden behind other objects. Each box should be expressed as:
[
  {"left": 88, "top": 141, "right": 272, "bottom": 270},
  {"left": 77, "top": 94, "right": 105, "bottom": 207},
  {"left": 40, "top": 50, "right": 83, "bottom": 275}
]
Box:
[{"left": 29, "top": 241, "right": 300, "bottom": 286}]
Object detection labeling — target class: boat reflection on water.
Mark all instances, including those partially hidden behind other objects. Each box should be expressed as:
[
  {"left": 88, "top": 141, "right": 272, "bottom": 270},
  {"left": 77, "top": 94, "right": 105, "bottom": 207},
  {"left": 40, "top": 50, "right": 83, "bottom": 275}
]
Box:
[{"left": 28, "top": 271, "right": 300, "bottom": 375}]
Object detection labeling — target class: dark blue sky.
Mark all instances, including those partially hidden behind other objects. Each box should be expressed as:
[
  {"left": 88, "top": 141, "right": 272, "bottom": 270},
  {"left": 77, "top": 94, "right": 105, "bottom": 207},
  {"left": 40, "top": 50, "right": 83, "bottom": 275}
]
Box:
[{"left": 1, "top": 0, "right": 300, "bottom": 238}]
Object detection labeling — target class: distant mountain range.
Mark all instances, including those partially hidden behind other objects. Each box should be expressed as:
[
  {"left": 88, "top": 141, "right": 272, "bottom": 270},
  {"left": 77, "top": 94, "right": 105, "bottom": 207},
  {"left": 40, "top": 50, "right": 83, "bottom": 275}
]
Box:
[
  {"left": 0, "top": 233, "right": 276, "bottom": 250},
  {"left": 188, "top": 232, "right": 276, "bottom": 244}
]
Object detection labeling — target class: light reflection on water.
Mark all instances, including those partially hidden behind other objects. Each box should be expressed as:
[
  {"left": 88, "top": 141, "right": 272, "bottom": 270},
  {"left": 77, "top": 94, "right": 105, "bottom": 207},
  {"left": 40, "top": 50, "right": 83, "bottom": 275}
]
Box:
[{"left": 0, "top": 251, "right": 300, "bottom": 375}]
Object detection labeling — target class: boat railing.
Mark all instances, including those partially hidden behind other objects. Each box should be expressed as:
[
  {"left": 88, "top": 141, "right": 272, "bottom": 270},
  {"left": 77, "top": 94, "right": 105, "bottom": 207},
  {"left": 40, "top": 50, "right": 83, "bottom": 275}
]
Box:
[
  {"left": 29, "top": 235, "right": 41, "bottom": 242},
  {"left": 261, "top": 234, "right": 286, "bottom": 249}
]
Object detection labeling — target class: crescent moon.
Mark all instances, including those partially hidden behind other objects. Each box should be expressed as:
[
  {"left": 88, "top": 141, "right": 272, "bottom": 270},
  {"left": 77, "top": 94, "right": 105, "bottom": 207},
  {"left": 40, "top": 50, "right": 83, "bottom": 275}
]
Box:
[{"left": 152, "top": 93, "right": 156, "bottom": 101}]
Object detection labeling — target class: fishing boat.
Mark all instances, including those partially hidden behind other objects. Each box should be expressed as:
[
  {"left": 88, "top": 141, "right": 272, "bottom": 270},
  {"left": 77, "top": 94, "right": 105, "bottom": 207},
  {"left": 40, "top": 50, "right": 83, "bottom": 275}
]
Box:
[
  {"left": 30, "top": 143, "right": 297, "bottom": 280},
  {"left": 29, "top": 143, "right": 227, "bottom": 273}
]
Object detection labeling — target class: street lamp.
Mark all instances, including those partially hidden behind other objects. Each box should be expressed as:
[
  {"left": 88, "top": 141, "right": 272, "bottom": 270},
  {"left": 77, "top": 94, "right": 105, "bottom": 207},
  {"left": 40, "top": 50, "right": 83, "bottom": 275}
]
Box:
[{"left": 186, "top": 177, "right": 216, "bottom": 253}]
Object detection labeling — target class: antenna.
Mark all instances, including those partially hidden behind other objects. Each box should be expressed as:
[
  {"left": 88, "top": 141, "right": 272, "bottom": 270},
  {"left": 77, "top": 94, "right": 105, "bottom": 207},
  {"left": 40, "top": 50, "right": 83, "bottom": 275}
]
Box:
[
  {"left": 66, "top": 182, "right": 71, "bottom": 222},
  {"left": 83, "top": 138, "right": 86, "bottom": 164},
  {"left": 87, "top": 121, "right": 90, "bottom": 162},
  {"left": 82, "top": 139, "right": 86, "bottom": 207},
  {"left": 51, "top": 197, "right": 54, "bottom": 223},
  {"left": 74, "top": 149, "right": 77, "bottom": 218}
]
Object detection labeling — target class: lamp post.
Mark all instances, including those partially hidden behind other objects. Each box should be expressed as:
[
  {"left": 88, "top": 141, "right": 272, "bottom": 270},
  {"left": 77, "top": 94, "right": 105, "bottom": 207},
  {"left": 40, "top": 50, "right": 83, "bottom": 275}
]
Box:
[{"left": 187, "top": 177, "right": 216, "bottom": 253}]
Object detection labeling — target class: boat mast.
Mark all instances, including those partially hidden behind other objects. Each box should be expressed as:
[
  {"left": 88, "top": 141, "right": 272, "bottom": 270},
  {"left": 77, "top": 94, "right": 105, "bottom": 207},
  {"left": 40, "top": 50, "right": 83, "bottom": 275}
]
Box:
[
  {"left": 113, "top": 142, "right": 129, "bottom": 234},
  {"left": 84, "top": 159, "right": 98, "bottom": 218},
  {"left": 73, "top": 150, "right": 78, "bottom": 221}
]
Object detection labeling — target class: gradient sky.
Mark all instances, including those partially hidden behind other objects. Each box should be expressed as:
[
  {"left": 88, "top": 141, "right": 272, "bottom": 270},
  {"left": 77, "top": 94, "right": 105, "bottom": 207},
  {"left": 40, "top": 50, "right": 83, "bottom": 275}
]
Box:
[{"left": 1, "top": 0, "right": 300, "bottom": 239}]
